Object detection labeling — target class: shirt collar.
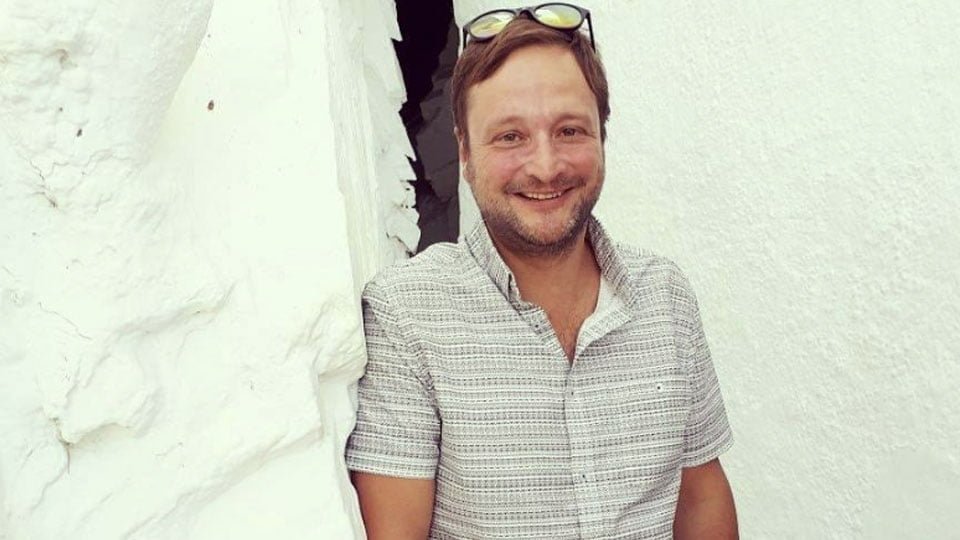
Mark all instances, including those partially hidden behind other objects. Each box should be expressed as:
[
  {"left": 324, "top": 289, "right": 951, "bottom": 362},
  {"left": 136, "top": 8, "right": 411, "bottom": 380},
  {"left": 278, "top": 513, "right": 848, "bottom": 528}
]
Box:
[
  {"left": 464, "top": 215, "right": 635, "bottom": 308},
  {"left": 464, "top": 218, "right": 522, "bottom": 303}
]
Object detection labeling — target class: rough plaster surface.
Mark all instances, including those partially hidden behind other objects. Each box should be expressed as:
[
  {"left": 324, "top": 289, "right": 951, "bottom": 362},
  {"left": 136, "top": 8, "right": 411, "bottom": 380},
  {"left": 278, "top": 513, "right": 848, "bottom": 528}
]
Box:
[
  {"left": 456, "top": 1, "right": 960, "bottom": 538},
  {"left": 1, "top": 1, "right": 414, "bottom": 538},
  {"left": 324, "top": 0, "right": 420, "bottom": 284}
]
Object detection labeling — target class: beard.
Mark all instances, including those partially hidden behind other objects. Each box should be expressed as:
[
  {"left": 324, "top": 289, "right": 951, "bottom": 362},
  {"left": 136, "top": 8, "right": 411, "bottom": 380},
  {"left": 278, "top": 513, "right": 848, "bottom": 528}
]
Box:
[{"left": 466, "top": 162, "right": 603, "bottom": 258}]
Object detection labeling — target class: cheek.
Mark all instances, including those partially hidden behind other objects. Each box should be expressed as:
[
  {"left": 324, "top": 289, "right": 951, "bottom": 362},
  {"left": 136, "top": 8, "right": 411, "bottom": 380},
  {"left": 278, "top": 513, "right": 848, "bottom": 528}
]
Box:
[
  {"left": 566, "top": 145, "right": 603, "bottom": 173},
  {"left": 475, "top": 152, "right": 524, "bottom": 187}
]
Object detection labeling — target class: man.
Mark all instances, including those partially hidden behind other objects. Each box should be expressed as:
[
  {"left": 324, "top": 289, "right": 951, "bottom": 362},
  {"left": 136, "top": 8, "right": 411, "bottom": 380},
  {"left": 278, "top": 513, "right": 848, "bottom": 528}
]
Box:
[{"left": 347, "top": 6, "right": 737, "bottom": 539}]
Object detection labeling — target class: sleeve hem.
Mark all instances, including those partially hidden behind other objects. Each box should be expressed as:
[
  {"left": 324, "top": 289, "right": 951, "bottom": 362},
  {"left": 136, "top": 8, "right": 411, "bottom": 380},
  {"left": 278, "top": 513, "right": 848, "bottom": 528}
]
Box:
[
  {"left": 682, "top": 431, "right": 734, "bottom": 468},
  {"left": 346, "top": 457, "right": 437, "bottom": 480}
]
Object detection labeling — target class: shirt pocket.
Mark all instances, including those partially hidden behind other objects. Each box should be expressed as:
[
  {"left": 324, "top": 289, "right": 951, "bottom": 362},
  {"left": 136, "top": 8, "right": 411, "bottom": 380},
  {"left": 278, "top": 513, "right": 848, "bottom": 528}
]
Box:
[{"left": 586, "top": 367, "right": 691, "bottom": 483}]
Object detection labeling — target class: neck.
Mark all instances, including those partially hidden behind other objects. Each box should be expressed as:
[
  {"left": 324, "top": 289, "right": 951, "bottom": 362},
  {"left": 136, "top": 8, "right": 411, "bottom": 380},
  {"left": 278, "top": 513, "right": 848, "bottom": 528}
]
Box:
[{"left": 491, "top": 228, "right": 600, "bottom": 308}]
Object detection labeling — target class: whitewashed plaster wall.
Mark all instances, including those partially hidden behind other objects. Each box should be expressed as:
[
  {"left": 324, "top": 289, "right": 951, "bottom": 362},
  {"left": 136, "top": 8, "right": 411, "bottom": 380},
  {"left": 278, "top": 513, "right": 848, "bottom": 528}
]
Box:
[
  {"left": 454, "top": 1, "right": 960, "bottom": 538},
  {"left": 0, "top": 0, "right": 414, "bottom": 538}
]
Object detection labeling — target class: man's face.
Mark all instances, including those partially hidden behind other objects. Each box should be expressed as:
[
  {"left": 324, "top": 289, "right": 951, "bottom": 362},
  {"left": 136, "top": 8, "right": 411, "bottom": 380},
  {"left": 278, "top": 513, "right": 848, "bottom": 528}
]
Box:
[{"left": 459, "top": 44, "right": 604, "bottom": 257}]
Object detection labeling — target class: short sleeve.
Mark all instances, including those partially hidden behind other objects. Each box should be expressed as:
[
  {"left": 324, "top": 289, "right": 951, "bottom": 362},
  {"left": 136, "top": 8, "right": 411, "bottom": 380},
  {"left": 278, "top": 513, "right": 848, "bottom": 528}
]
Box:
[
  {"left": 345, "top": 282, "right": 441, "bottom": 478},
  {"left": 674, "top": 271, "right": 734, "bottom": 467}
]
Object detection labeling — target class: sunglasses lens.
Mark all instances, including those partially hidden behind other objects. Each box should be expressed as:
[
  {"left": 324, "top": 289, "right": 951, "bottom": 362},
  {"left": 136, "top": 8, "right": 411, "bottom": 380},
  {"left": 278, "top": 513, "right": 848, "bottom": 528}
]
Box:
[
  {"left": 533, "top": 4, "right": 583, "bottom": 29},
  {"left": 468, "top": 11, "right": 515, "bottom": 39}
]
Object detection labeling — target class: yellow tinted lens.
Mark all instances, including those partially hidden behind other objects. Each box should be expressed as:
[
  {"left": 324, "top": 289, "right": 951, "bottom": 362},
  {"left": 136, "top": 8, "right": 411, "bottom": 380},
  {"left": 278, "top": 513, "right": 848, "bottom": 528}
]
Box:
[
  {"left": 469, "top": 12, "right": 514, "bottom": 38},
  {"left": 534, "top": 4, "right": 583, "bottom": 29}
]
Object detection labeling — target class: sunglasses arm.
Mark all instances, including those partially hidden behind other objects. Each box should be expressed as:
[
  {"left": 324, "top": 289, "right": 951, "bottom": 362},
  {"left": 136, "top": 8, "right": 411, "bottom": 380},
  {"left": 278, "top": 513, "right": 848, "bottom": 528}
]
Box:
[{"left": 586, "top": 12, "right": 596, "bottom": 51}]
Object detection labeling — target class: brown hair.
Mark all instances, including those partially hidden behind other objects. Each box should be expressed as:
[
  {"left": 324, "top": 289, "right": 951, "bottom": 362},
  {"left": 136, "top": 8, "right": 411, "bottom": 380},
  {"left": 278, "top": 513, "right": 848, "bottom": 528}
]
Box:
[{"left": 451, "top": 17, "right": 611, "bottom": 147}]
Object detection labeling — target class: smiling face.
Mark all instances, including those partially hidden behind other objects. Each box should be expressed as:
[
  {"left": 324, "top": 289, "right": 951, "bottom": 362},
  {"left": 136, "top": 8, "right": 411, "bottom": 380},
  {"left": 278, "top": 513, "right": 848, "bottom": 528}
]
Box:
[{"left": 459, "top": 44, "right": 604, "bottom": 257}]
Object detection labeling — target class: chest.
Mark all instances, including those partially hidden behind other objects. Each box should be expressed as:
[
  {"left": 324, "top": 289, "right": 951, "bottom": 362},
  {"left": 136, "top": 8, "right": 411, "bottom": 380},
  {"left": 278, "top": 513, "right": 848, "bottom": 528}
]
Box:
[
  {"left": 424, "top": 310, "right": 690, "bottom": 438},
  {"left": 425, "top": 315, "right": 691, "bottom": 511},
  {"left": 535, "top": 278, "right": 605, "bottom": 360},
  {"left": 546, "top": 304, "right": 593, "bottom": 360}
]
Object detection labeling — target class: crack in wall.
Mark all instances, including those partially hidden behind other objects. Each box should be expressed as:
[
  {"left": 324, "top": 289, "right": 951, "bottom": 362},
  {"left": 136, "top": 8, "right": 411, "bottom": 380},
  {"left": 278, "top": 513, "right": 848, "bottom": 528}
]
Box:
[{"left": 36, "top": 302, "right": 92, "bottom": 341}]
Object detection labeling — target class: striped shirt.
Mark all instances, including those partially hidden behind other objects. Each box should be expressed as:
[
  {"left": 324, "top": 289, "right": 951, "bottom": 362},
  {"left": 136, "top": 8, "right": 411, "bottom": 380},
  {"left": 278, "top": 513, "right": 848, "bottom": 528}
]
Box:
[{"left": 346, "top": 216, "right": 733, "bottom": 539}]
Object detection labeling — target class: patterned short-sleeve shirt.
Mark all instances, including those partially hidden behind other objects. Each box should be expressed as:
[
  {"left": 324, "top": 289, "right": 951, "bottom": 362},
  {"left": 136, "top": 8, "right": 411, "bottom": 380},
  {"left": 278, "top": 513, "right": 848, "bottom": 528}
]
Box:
[{"left": 346, "top": 216, "right": 733, "bottom": 539}]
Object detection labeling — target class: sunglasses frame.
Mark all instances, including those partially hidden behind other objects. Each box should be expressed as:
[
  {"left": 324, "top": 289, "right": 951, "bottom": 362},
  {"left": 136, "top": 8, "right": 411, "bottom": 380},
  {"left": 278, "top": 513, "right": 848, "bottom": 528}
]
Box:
[{"left": 461, "top": 3, "right": 595, "bottom": 51}]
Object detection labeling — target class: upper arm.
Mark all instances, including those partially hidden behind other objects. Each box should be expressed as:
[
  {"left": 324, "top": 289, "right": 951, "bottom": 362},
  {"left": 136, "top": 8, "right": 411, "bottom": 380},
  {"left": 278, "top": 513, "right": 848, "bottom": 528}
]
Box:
[
  {"left": 673, "top": 270, "right": 734, "bottom": 466},
  {"left": 346, "top": 285, "right": 441, "bottom": 477},
  {"left": 346, "top": 283, "right": 441, "bottom": 537},
  {"left": 674, "top": 459, "right": 738, "bottom": 539},
  {"left": 677, "top": 458, "right": 732, "bottom": 507},
  {"left": 352, "top": 472, "right": 435, "bottom": 540}
]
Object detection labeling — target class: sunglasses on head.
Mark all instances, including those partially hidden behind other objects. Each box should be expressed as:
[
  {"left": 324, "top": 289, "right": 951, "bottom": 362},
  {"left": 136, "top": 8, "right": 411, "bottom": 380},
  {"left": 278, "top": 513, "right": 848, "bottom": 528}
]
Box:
[{"left": 461, "top": 3, "right": 595, "bottom": 51}]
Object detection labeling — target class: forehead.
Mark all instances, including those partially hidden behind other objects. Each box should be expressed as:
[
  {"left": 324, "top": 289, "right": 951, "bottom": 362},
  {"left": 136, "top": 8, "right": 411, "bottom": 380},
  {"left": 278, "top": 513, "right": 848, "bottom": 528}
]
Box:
[{"left": 466, "top": 44, "right": 597, "bottom": 126}]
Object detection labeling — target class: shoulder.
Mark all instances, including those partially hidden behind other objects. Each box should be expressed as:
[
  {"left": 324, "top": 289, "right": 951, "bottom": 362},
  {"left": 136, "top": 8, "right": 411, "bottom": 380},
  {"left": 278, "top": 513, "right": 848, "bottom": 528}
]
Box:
[
  {"left": 607, "top": 241, "right": 703, "bottom": 324},
  {"left": 362, "top": 241, "right": 477, "bottom": 309},
  {"left": 610, "top": 243, "right": 707, "bottom": 349},
  {"left": 613, "top": 242, "right": 693, "bottom": 293}
]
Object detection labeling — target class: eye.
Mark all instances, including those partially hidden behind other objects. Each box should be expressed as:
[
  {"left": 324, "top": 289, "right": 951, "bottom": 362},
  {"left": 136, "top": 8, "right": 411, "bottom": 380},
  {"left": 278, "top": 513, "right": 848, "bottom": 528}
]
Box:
[
  {"left": 559, "top": 126, "right": 582, "bottom": 137},
  {"left": 495, "top": 131, "right": 523, "bottom": 145}
]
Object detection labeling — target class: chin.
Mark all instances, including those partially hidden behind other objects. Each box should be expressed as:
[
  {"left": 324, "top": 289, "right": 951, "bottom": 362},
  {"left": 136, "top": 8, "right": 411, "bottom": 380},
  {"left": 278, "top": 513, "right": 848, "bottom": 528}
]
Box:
[
  {"left": 479, "top": 187, "right": 598, "bottom": 256},
  {"left": 509, "top": 216, "right": 586, "bottom": 255},
  {"left": 522, "top": 219, "right": 574, "bottom": 242}
]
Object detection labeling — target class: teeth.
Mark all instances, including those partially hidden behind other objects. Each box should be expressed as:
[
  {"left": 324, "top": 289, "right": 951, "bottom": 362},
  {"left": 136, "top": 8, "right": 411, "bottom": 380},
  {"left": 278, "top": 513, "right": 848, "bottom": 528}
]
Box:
[{"left": 522, "top": 192, "right": 562, "bottom": 200}]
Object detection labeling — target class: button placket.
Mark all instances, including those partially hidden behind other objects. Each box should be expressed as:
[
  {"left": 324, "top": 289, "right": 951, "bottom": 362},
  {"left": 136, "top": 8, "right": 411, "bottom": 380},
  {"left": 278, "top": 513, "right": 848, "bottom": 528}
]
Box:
[{"left": 566, "top": 369, "right": 588, "bottom": 490}]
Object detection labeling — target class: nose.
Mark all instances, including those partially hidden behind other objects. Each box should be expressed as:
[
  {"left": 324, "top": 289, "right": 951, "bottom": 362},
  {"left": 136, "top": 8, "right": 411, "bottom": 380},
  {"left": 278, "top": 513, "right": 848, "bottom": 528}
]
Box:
[{"left": 523, "top": 135, "right": 567, "bottom": 184}]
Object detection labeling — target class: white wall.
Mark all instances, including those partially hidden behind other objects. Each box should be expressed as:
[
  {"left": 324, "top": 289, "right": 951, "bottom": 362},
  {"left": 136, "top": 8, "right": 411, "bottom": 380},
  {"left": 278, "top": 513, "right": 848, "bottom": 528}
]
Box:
[
  {"left": 4, "top": 0, "right": 957, "bottom": 537},
  {"left": 455, "top": 1, "right": 960, "bottom": 538},
  {"left": 0, "top": 1, "right": 414, "bottom": 538}
]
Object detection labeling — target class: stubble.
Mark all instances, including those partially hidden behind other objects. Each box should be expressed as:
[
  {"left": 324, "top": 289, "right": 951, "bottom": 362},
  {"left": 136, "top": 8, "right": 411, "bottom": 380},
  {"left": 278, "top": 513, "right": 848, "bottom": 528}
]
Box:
[{"left": 466, "top": 162, "right": 604, "bottom": 258}]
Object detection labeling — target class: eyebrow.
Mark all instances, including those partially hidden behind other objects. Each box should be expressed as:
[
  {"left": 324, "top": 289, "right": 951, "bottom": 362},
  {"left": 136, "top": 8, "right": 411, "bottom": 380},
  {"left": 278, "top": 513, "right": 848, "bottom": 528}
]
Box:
[
  {"left": 484, "top": 115, "right": 523, "bottom": 130},
  {"left": 553, "top": 112, "right": 594, "bottom": 126},
  {"left": 484, "top": 112, "right": 594, "bottom": 131}
]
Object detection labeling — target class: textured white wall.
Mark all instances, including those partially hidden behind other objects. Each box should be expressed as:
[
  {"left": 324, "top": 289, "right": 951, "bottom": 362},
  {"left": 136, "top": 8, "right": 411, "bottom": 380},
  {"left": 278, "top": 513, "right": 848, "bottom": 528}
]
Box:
[
  {"left": 456, "top": 1, "right": 960, "bottom": 538},
  {"left": 324, "top": 0, "right": 420, "bottom": 282},
  {"left": 0, "top": 0, "right": 413, "bottom": 538}
]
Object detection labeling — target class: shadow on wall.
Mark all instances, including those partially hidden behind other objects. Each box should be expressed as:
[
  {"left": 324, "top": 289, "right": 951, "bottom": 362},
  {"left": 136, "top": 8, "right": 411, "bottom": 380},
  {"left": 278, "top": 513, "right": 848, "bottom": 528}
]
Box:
[{"left": 394, "top": 0, "right": 461, "bottom": 251}]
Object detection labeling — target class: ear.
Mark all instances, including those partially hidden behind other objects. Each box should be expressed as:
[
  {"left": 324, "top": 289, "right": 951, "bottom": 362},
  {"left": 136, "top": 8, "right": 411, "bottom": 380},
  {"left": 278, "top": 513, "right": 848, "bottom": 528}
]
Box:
[{"left": 454, "top": 126, "right": 469, "bottom": 165}]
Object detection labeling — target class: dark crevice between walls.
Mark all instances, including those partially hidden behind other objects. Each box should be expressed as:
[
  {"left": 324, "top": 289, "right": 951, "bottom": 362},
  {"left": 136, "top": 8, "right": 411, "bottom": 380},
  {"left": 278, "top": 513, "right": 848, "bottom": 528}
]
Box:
[{"left": 394, "top": 0, "right": 460, "bottom": 252}]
